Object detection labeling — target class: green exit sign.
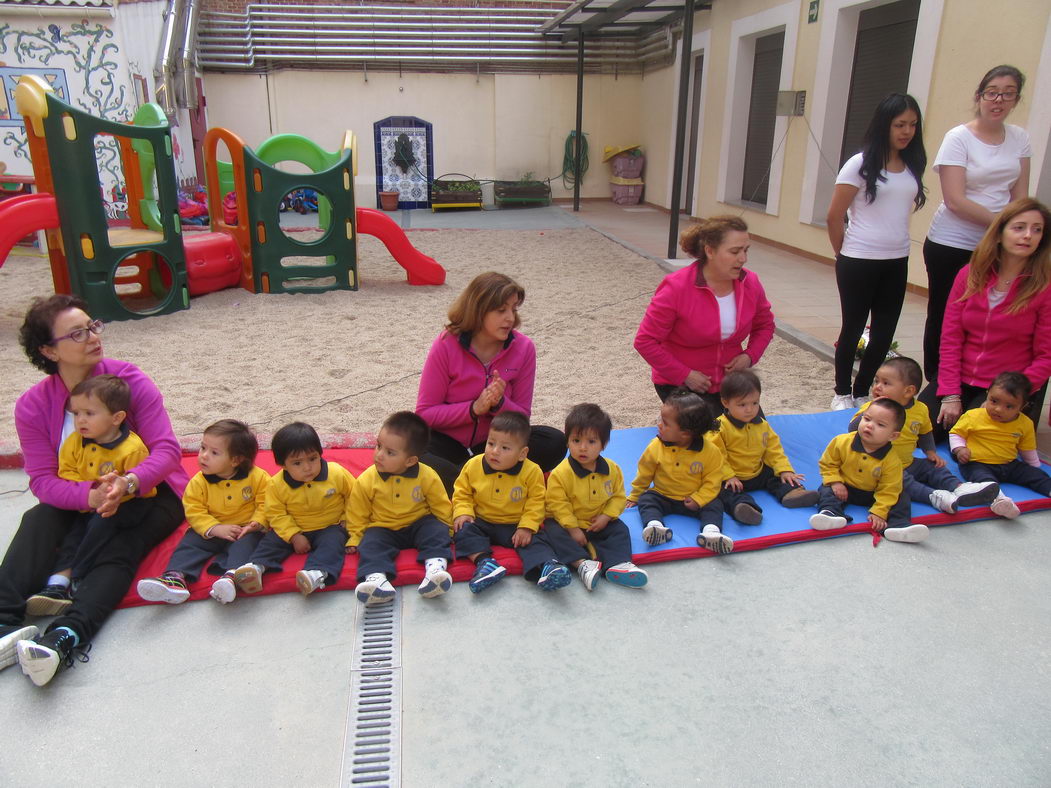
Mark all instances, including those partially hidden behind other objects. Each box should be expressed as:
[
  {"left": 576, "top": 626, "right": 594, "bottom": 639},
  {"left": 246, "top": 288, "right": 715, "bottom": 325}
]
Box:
[{"left": 808, "top": 0, "right": 819, "bottom": 23}]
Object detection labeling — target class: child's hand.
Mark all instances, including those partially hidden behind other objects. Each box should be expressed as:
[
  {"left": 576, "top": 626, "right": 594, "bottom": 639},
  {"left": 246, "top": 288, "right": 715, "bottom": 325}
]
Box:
[
  {"left": 291, "top": 533, "right": 310, "bottom": 554},
  {"left": 625, "top": 500, "right": 637, "bottom": 508},
  {"left": 780, "top": 471, "right": 806, "bottom": 487},
  {"left": 954, "top": 447, "right": 972, "bottom": 464},
  {"left": 567, "top": 527, "right": 588, "bottom": 547},
  {"left": 453, "top": 515, "right": 474, "bottom": 532},
  {"left": 345, "top": 544, "right": 358, "bottom": 554},
  {"left": 683, "top": 497, "right": 700, "bottom": 511},
  {"left": 239, "top": 521, "right": 263, "bottom": 537},
  {"left": 724, "top": 476, "right": 744, "bottom": 492},
  {"left": 831, "top": 482, "right": 848, "bottom": 502},
  {"left": 868, "top": 513, "right": 887, "bottom": 532},
  {"left": 588, "top": 514, "right": 610, "bottom": 532},
  {"left": 209, "top": 524, "right": 242, "bottom": 542},
  {"left": 511, "top": 527, "right": 533, "bottom": 548},
  {"left": 926, "top": 450, "right": 946, "bottom": 469}
]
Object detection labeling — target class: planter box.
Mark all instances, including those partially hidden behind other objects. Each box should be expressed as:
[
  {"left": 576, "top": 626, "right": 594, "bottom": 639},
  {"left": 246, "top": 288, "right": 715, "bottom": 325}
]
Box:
[
  {"left": 494, "top": 180, "right": 551, "bottom": 207},
  {"left": 431, "top": 179, "right": 482, "bottom": 210}
]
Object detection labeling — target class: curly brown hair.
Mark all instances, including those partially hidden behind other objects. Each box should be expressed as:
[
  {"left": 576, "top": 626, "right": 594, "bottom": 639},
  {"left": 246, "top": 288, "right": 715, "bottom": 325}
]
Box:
[{"left": 19, "top": 294, "right": 90, "bottom": 375}]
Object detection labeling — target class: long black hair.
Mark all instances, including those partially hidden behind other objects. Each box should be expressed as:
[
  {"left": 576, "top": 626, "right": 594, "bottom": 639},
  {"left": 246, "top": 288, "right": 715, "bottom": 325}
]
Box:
[{"left": 858, "top": 93, "right": 927, "bottom": 211}]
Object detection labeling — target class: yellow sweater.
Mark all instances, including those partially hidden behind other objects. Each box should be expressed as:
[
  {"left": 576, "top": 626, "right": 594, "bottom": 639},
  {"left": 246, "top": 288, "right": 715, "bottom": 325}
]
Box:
[
  {"left": 817, "top": 433, "right": 903, "bottom": 518},
  {"left": 545, "top": 455, "right": 626, "bottom": 530},
  {"left": 857, "top": 398, "right": 933, "bottom": 466},
  {"left": 182, "top": 466, "right": 271, "bottom": 537},
  {"left": 708, "top": 413, "right": 793, "bottom": 481},
  {"left": 345, "top": 462, "right": 452, "bottom": 548},
  {"left": 58, "top": 424, "right": 154, "bottom": 506},
  {"left": 452, "top": 455, "right": 546, "bottom": 532},
  {"left": 264, "top": 459, "right": 356, "bottom": 542},
  {"left": 627, "top": 436, "right": 724, "bottom": 508},
  {"left": 950, "top": 407, "right": 1035, "bottom": 464}
]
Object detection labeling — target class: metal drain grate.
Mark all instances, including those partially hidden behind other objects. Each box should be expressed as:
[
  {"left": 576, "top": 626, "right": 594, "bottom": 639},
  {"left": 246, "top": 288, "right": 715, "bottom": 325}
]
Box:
[{"left": 340, "top": 598, "right": 402, "bottom": 788}]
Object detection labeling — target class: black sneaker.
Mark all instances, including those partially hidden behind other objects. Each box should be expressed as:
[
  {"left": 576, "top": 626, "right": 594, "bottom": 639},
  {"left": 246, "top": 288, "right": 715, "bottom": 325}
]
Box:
[
  {"left": 16, "top": 628, "right": 90, "bottom": 687},
  {"left": 25, "top": 584, "right": 73, "bottom": 617},
  {"left": 1, "top": 624, "right": 39, "bottom": 671}
]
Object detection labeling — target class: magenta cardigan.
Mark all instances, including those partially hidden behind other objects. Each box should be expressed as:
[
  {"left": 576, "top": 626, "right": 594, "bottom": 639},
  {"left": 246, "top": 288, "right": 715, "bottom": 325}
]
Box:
[
  {"left": 938, "top": 265, "right": 1051, "bottom": 396},
  {"left": 416, "top": 330, "right": 535, "bottom": 449},
  {"left": 634, "top": 262, "right": 775, "bottom": 392},
  {"left": 15, "top": 358, "right": 189, "bottom": 509}
]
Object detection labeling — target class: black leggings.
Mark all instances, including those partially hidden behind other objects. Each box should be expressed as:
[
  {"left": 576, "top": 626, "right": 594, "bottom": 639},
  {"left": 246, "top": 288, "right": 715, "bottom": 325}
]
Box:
[
  {"left": 922, "top": 238, "right": 974, "bottom": 382},
  {"left": 833, "top": 254, "right": 908, "bottom": 397}
]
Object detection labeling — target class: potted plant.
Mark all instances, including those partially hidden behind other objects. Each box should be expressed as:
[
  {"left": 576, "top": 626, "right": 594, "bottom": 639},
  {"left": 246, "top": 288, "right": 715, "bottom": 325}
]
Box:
[
  {"left": 431, "top": 175, "right": 482, "bottom": 210},
  {"left": 378, "top": 190, "right": 400, "bottom": 211},
  {"left": 494, "top": 172, "right": 551, "bottom": 207}
]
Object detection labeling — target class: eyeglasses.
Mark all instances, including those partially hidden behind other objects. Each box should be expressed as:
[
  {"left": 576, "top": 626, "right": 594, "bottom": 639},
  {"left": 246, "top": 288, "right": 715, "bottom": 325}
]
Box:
[
  {"left": 50, "top": 319, "right": 104, "bottom": 344},
  {"left": 980, "top": 90, "right": 1018, "bottom": 102}
]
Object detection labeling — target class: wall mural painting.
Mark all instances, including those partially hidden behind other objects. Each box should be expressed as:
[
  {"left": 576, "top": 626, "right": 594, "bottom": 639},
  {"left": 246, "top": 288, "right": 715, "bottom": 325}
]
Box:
[{"left": 0, "top": 21, "right": 133, "bottom": 218}]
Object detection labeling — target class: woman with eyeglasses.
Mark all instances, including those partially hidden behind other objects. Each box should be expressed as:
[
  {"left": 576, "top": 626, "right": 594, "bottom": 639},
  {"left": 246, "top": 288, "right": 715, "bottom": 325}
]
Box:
[
  {"left": 922, "top": 65, "right": 1031, "bottom": 384},
  {"left": 0, "top": 294, "right": 188, "bottom": 687}
]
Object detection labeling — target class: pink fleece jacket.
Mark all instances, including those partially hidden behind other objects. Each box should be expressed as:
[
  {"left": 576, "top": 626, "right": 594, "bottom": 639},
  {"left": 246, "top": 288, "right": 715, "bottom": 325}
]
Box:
[
  {"left": 416, "top": 330, "right": 535, "bottom": 449},
  {"left": 15, "top": 358, "right": 190, "bottom": 510},
  {"left": 938, "top": 265, "right": 1051, "bottom": 395},
  {"left": 634, "top": 262, "right": 775, "bottom": 392}
]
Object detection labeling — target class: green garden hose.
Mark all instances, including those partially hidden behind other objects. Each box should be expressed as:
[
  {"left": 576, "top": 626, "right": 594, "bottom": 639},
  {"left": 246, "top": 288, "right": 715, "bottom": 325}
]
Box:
[{"left": 562, "top": 131, "right": 589, "bottom": 190}]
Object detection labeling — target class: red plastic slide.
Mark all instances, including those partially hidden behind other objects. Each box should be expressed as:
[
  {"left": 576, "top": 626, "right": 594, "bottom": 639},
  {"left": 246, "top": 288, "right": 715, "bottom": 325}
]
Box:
[
  {"left": 356, "top": 207, "right": 446, "bottom": 285},
  {"left": 0, "top": 192, "right": 58, "bottom": 267}
]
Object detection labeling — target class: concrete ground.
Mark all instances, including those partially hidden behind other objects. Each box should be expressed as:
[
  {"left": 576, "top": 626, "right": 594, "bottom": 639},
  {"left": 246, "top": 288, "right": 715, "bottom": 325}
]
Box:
[
  {"left": 0, "top": 466, "right": 1048, "bottom": 786},
  {"left": 3, "top": 204, "right": 1050, "bottom": 785}
]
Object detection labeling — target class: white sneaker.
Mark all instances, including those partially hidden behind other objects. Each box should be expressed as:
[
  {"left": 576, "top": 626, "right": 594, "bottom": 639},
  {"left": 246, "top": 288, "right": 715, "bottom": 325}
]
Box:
[
  {"left": 698, "top": 524, "right": 734, "bottom": 554},
  {"left": 295, "top": 569, "right": 326, "bottom": 596},
  {"left": 831, "top": 394, "right": 855, "bottom": 410},
  {"left": 209, "top": 575, "right": 237, "bottom": 604},
  {"left": 884, "top": 524, "right": 930, "bottom": 543},
  {"left": 0, "top": 625, "right": 38, "bottom": 671},
  {"left": 853, "top": 395, "right": 871, "bottom": 408},
  {"left": 232, "top": 563, "right": 264, "bottom": 594},
  {"left": 642, "top": 522, "right": 673, "bottom": 545},
  {"left": 576, "top": 559, "right": 601, "bottom": 591},
  {"left": 604, "top": 562, "right": 649, "bottom": 587},
  {"left": 356, "top": 573, "right": 396, "bottom": 605},
  {"left": 990, "top": 493, "right": 1020, "bottom": 519},
  {"left": 418, "top": 569, "right": 453, "bottom": 598},
  {"left": 929, "top": 489, "right": 958, "bottom": 514},
  {"left": 952, "top": 481, "right": 1000, "bottom": 508},
  {"left": 810, "top": 510, "right": 848, "bottom": 530}
]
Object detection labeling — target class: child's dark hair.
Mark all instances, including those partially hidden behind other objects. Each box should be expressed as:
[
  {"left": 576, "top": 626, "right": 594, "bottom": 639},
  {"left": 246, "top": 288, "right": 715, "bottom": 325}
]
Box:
[
  {"left": 664, "top": 388, "right": 718, "bottom": 437},
  {"left": 719, "top": 370, "right": 761, "bottom": 401},
  {"left": 880, "top": 356, "right": 923, "bottom": 392},
  {"left": 867, "top": 397, "right": 906, "bottom": 431},
  {"left": 271, "top": 421, "right": 323, "bottom": 466},
  {"left": 381, "top": 411, "right": 430, "bottom": 457},
  {"left": 70, "top": 374, "right": 130, "bottom": 414},
  {"left": 490, "top": 411, "right": 531, "bottom": 446},
  {"left": 990, "top": 371, "right": 1031, "bottom": 401},
  {"left": 203, "top": 419, "right": 258, "bottom": 474},
  {"left": 564, "top": 403, "right": 612, "bottom": 447}
]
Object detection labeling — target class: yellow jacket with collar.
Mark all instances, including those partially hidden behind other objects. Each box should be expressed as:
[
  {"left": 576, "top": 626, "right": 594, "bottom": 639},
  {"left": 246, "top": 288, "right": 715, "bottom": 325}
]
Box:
[
  {"left": 265, "top": 459, "right": 356, "bottom": 542},
  {"left": 58, "top": 424, "right": 154, "bottom": 507},
  {"left": 817, "top": 432, "right": 903, "bottom": 518},
  {"left": 708, "top": 413, "right": 793, "bottom": 481},
  {"left": 452, "top": 455, "right": 546, "bottom": 532},
  {"left": 546, "top": 455, "right": 626, "bottom": 530},
  {"left": 627, "top": 436, "right": 723, "bottom": 507},
  {"left": 182, "top": 466, "right": 271, "bottom": 537},
  {"left": 346, "top": 462, "right": 452, "bottom": 548},
  {"left": 856, "top": 398, "right": 933, "bottom": 466},
  {"left": 950, "top": 407, "right": 1036, "bottom": 464}
]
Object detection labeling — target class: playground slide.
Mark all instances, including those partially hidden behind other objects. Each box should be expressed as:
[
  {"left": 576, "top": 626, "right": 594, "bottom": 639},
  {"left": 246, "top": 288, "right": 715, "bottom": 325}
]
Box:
[
  {"left": 0, "top": 192, "right": 58, "bottom": 267},
  {"left": 356, "top": 207, "right": 446, "bottom": 286}
]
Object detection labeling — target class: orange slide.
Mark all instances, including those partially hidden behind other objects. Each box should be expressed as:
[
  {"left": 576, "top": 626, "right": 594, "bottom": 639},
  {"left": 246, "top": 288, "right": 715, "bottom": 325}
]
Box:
[
  {"left": 0, "top": 192, "right": 58, "bottom": 266},
  {"left": 356, "top": 207, "right": 446, "bottom": 285}
]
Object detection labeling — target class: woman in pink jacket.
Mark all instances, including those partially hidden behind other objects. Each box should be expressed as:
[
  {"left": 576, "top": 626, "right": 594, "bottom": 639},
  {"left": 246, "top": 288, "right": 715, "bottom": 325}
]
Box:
[
  {"left": 0, "top": 294, "right": 188, "bottom": 687},
  {"left": 634, "top": 216, "right": 775, "bottom": 413},
  {"left": 416, "top": 272, "right": 566, "bottom": 492},
  {"left": 926, "top": 198, "right": 1051, "bottom": 434}
]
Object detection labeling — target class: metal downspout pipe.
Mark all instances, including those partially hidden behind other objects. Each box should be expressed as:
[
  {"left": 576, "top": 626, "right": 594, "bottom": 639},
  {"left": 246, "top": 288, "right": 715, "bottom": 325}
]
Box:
[
  {"left": 667, "top": 0, "right": 694, "bottom": 259},
  {"left": 573, "top": 33, "right": 584, "bottom": 212},
  {"left": 154, "top": 0, "right": 186, "bottom": 117},
  {"left": 177, "top": 0, "right": 203, "bottom": 109}
]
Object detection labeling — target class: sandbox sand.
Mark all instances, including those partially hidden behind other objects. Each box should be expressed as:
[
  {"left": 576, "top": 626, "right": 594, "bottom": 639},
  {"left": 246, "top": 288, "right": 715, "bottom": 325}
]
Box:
[{"left": 0, "top": 227, "right": 834, "bottom": 446}]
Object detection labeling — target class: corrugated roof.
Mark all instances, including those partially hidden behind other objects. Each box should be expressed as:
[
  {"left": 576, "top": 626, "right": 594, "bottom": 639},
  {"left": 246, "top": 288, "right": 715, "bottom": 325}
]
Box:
[{"left": 10, "top": 0, "right": 114, "bottom": 7}]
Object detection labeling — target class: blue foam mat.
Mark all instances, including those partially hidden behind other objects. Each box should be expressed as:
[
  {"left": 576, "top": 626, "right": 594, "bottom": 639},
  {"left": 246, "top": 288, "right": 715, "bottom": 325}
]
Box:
[{"left": 604, "top": 409, "right": 1051, "bottom": 558}]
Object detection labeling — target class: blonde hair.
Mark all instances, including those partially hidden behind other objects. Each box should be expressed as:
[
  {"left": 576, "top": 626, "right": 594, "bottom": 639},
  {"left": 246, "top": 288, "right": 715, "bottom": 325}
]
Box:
[
  {"left": 445, "top": 272, "right": 525, "bottom": 335},
  {"left": 680, "top": 215, "right": 749, "bottom": 262},
  {"left": 959, "top": 197, "right": 1051, "bottom": 314}
]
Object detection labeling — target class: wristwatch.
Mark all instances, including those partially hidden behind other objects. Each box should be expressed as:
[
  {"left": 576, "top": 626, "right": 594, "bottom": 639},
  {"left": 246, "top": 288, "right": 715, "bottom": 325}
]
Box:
[{"left": 123, "top": 474, "right": 139, "bottom": 495}]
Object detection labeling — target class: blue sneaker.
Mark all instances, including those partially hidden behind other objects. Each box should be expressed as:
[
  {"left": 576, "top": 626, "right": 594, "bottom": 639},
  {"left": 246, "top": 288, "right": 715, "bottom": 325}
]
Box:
[
  {"left": 468, "top": 558, "right": 507, "bottom": 594},
  {"left": 536, "top": 561, "right": 571, "bottom": 591}
]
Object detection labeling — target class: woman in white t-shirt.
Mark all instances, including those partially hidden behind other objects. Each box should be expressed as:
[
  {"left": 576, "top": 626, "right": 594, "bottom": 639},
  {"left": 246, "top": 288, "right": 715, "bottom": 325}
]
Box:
[
  {"left": 922, "top": 65, "right": 1031, "bottom": 383},
  {"left": 826, "top": 93, "right": 928, "bottom": 410}
]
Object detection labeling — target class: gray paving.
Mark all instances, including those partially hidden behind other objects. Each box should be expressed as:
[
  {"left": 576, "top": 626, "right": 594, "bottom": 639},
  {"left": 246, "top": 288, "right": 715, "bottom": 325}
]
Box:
[{"left": 0, "top": 466, "right": 1048, "bottom": 786}]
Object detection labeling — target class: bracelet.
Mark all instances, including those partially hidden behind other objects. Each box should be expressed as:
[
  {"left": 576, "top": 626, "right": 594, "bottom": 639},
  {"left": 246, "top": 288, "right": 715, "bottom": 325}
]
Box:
[
  {"left": 123, "top": 474, "right": 139, "bottom": 495},
  {"left": 941, "top": 395, "right": 962, "bottom": 403}
]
